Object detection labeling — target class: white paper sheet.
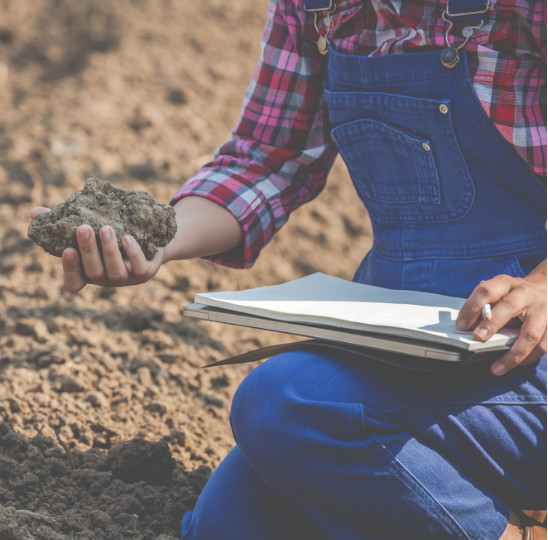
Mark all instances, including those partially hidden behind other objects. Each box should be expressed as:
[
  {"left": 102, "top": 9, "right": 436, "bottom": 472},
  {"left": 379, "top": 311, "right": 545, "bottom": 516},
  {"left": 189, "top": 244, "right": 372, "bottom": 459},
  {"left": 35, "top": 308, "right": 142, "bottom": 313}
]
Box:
[{"left": 195, "top": 273, "right": 518, "bottom": 351}]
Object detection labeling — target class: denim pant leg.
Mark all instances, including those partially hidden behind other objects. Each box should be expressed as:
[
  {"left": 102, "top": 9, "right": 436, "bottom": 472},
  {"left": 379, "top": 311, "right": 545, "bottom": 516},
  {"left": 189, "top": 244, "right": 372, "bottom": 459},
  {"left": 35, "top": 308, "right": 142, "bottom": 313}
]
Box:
[
  {"left": 229, "top": 350, "right": 546, "bottom": 540},
  {"left": 181, "top": 446, "right": 326, "bottom": 540}
]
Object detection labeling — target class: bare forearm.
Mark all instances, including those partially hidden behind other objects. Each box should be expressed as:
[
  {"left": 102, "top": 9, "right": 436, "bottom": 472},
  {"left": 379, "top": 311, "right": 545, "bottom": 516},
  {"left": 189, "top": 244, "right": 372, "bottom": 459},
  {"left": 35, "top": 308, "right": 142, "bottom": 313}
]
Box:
[
  {"left": 161, "top": 196, "right": 243, "bottom": 264},
  {"left": 29, "top": 195, "right": 243, "bottom": 291}
]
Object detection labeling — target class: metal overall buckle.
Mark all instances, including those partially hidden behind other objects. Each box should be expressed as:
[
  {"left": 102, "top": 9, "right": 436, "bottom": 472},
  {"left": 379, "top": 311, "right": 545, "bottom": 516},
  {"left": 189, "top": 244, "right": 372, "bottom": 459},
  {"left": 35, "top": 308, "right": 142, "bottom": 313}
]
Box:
[
  {"left": 305, "top": 0, "right": 336, "bottom": 55},
  {"left": 441, "top": 1, "right": 491, "bottom": 68}
]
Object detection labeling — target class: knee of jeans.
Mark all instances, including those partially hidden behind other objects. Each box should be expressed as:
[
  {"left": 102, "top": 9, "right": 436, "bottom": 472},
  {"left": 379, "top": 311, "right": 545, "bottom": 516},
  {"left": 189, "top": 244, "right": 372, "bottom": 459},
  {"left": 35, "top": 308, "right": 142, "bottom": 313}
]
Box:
[
  {"left": 230, "top": 356, "right": 285, "bottom": 435},
  {"left": 229, "top": 352, "right": 366, "bottom": 476},
  {"left": 229, "top": 354, "right": 300, "bottom": 467}
]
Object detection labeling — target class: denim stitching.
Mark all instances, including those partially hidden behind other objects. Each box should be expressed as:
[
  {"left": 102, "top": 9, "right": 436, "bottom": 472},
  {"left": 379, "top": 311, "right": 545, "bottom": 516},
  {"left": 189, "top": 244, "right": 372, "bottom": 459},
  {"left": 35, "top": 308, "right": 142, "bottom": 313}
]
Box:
[{"left": 372, "top": 435, "right": 473, "bottom": 538}]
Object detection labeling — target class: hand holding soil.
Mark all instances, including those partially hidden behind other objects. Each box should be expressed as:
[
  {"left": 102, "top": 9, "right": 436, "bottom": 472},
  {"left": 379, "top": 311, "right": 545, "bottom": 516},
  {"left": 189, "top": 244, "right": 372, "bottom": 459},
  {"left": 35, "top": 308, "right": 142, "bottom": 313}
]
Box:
[{"left": 29, "top": 178, "right": 177, "bottom": 289}]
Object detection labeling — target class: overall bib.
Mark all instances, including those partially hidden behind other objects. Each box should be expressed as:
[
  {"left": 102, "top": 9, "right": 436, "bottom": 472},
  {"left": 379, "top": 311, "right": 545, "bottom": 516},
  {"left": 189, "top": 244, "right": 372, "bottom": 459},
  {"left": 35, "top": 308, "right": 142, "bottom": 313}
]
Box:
[
  {"left": 181, "top": 2, "right": 546, "bottom": 539},
  {"left": 325, "top": 47, "right": 546, "bottom": 297}
]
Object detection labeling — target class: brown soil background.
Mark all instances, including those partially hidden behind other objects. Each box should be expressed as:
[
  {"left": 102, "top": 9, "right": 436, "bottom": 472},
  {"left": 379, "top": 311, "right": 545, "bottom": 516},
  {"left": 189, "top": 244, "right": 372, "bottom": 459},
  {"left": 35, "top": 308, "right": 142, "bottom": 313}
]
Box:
[{"left": 0, "top": 0, "right": 371, "bottom": 538}]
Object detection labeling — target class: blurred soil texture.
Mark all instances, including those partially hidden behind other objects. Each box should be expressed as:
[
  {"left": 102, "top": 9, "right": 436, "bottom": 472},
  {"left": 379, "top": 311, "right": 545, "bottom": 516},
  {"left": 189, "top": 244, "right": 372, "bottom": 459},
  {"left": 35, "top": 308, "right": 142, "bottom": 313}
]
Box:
[{"left": 0, "top": 0, "right": 371, "bottom": 538}]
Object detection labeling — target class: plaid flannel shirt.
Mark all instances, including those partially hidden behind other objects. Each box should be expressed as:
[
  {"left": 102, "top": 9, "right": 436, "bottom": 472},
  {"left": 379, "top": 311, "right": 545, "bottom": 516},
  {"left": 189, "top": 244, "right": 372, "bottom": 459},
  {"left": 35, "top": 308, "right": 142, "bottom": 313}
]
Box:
[{"left": 172, "top": 0, "right": 547, "bottom": 268}]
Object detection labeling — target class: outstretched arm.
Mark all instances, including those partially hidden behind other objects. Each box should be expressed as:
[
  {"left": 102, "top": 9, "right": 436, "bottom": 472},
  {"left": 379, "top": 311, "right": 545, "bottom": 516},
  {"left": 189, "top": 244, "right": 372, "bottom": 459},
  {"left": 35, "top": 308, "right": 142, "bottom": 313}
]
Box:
[{"left": 30, "top": 196, "right": 243, "bottom": 292}]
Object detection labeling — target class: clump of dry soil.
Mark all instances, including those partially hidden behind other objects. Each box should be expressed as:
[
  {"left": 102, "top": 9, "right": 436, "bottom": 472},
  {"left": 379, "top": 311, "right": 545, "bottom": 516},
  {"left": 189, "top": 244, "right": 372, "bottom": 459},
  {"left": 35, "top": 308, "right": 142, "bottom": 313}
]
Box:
[{"left": 28, "top": 177, "right": 177, "bottom": 260}]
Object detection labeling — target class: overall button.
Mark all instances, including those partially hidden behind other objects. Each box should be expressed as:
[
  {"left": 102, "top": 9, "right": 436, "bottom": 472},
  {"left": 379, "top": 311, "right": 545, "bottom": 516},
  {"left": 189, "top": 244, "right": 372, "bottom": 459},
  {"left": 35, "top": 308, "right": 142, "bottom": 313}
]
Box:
[
  {"left": 422, "top": 142, "right": 431, "bottom": 151},
  {"left": 439, "top": 104, "right": 448, "bottom": 114}
]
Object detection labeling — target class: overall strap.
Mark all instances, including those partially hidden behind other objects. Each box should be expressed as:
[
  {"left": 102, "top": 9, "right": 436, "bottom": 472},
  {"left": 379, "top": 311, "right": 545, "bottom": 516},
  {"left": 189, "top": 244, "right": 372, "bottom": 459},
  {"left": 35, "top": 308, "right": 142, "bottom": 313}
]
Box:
[
  {"left": 441, "top": 0, "right": 491, "bottom": 67},
  {"left": 303, "top": 0, "right": 491, "bottom": 21},
  {"left": 303, "top": 0, "right": 491, "bottom": 60},
  {"left": 446, "top": 0, "right": 491, "bottom": 25},
  {"left": 304, "top": 0, "right": 335, "bottom": 54},
  {"left": 303, "top": 0, "right": 333, "bottom": 12}
]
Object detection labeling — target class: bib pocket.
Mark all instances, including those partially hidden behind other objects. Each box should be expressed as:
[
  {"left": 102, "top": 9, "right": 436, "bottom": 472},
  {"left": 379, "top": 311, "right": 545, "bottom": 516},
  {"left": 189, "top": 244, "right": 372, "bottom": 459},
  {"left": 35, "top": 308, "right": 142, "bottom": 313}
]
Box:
[
  {"left": 332, "top": 118, "right": 441, "bottom": 205},
  {"left": 325, "top": 90, "right": 476, "bottom": 224}
]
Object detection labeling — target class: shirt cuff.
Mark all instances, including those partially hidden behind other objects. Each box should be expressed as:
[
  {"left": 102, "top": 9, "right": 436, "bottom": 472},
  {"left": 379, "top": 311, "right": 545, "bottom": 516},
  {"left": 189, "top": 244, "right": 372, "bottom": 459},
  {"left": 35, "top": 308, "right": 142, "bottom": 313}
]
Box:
[{"left": 170, "top": 174, "right": 275, "bottom": 269}]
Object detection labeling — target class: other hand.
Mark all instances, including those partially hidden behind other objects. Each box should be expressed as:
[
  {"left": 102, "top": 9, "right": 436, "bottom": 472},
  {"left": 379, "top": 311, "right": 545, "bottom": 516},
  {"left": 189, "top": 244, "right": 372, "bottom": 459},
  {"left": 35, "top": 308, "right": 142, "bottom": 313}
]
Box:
[
  {"left": 456, "top": 261, "right": 547, "bottom": 376},
  {"left": 30, "top": 207, "right": 164, "bottom": 292}
]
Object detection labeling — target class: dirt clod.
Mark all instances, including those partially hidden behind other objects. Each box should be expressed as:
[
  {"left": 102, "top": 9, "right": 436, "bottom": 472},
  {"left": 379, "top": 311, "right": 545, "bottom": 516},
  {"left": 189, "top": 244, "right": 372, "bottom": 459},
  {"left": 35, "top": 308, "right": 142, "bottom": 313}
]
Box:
[
  {"left": 28, "top": 177, "right": 177, "bottom": 260},
  {"left": 108, "top": 438, "right": 175, "bottom": 483}
]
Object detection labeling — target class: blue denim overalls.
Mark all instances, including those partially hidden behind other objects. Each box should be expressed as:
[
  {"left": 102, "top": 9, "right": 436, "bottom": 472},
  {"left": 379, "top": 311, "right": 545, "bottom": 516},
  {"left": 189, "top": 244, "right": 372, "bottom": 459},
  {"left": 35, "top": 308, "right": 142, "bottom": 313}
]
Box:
[
  {"left": 325, "top": 46, "right": 546, "bottom": 297},
  {"left": 181, "top": 1, "right": 547, "bottom": 538}
]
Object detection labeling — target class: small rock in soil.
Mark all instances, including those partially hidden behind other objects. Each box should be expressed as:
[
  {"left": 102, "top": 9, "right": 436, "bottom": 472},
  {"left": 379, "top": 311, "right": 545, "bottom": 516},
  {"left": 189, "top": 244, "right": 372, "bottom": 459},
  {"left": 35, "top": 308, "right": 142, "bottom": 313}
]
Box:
[{"left": 28, "top": 177, "right": 177, "bottom": 260}]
